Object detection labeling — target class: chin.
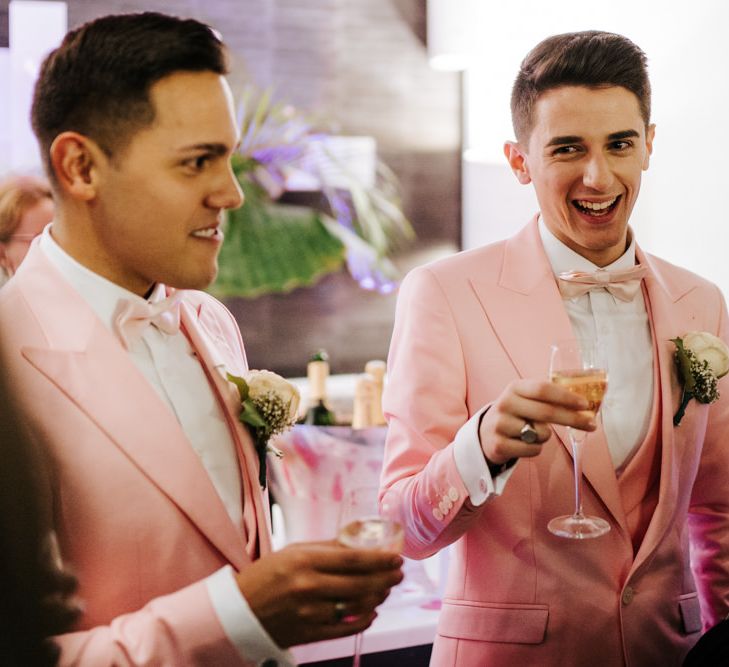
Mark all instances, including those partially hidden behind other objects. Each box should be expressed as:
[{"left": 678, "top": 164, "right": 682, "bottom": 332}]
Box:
[
  {"left": 159, "top": 260, "right": 218, "bottom": 291},
  {"left": 186, "top": 270, "right": 218, "bottom": 291}
]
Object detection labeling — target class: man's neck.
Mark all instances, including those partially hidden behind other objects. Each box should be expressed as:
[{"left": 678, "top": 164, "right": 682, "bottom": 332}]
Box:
[{"left": 50, "top": 214, "right": 152, "bottom": 297}]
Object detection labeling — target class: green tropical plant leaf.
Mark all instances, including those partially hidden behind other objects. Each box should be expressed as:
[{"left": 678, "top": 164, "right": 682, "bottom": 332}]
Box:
[{"left": 210, "top": 176, "right": 346, "bottom": 298}]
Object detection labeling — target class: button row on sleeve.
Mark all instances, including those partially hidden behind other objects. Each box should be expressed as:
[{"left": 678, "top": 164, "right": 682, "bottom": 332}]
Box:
[{"left": 432, "top": 486, "right": 460, "bottom": 521}]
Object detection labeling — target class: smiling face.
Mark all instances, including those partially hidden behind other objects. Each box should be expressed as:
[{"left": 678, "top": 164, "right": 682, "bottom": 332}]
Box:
[
  {"left": 506, "top": 85, "right": 655, "bottom": 266},
  {"left": 67, "top": 70, "right": 243, "bottom": 295}
]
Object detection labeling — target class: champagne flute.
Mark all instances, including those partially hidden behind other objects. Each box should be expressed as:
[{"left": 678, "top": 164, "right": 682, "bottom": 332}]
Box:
[
  {"left": 548, "top": 340, "right": 610, "bottom": 539},
  {"left": 337, "top": 486, "right": 404, "bottom": 667}
]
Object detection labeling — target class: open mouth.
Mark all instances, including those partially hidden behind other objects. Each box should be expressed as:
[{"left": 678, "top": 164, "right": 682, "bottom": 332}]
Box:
[
  {"left": 191, "top": 226, "right": 222, "bottom": 240},
  {"left": 572, "top": 195, "right": 621, "bottom": 218}
]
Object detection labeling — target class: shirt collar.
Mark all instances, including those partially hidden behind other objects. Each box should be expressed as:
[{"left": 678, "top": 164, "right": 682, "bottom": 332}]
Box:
[
  {"left": 537, "top": 215, "right": 637, "bottom": 277},
  {"left": 39, "top": 224, "right": 167, "bottom": 331}
]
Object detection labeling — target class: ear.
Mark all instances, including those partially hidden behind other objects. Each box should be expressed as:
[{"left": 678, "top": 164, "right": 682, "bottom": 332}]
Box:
[
  {"left": 49, "top": 132, "right": 107, "bottom": 201},
  {"left": 642, "top": 123, "right": 656, "bottom": 171},
  {"left": 504, "top": 141, "right": 531, "bottom": 185}
]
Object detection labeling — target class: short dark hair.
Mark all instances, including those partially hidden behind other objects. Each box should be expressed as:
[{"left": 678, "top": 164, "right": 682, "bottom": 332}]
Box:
[
  {"left": 31, "top": 12, "right": 229, "bottom": 176},
  {"left": 510, "top": 31, "right": 651, "bottom": 143}
]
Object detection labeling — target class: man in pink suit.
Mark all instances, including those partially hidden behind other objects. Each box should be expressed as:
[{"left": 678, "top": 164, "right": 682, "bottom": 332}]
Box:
[
  {"left": 381, "top": 31, "right": 729, "bottom": 666},
  {"left": 0, "top": 12, "right": 402, "bottom": 665}
]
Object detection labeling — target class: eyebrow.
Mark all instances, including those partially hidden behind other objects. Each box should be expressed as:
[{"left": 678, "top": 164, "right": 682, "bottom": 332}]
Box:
[
  {"left": 176, "top": 143, "right": 232, "bottom": 155},
  {"left": 546, "top": 129, "right": 641, "bottom": 147},
  {"left": 607, "top": 129, "right": 640, "bottom": 141}
]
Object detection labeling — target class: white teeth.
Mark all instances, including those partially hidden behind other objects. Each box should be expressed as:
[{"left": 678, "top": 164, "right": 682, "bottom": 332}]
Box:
[
  {"left": 192, "top": 228, "right": 217, "bottom": 238},
  {"left": 575, "top": 197, "right": 617, "bottom": 211}
]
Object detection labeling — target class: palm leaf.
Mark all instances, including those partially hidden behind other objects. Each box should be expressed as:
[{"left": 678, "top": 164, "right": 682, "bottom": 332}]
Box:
[{"left": 210, "top": 179, "right": 346, "bottom": 299}]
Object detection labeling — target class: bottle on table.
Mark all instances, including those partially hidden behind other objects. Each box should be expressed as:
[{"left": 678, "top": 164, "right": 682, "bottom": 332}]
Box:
[
  {"left": 364, "top": 359, "right": 387, "bottom": 426},
  {"left": 302, "top": 349, "right": 337, "bottom": 425},
  {"left": 352, "top": 374, "right": 377, "bottom": 429}
]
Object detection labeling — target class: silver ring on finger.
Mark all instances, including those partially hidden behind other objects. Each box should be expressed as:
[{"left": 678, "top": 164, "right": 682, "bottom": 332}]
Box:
[{"left": 519, "top": 421, "right": 539, "bottom": 444}]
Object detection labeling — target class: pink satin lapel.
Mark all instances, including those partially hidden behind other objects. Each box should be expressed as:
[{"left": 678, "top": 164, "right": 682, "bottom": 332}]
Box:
[
  {"left": 180, "top": 301, "right": 273, "bottom": 558},
  {"left": 15, "top": 247, "right": 250, "bottom": 568},
  {"left": 630, "top": 251, "right": 683, "bottom": 570},
  {"left": 22, "top": 324, "right": 248, "bottom": 571}
]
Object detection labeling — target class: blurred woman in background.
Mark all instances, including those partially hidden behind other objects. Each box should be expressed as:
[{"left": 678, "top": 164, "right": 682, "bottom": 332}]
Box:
[{"left": 0, "top": 174, "right": 54, "bottom": 286}]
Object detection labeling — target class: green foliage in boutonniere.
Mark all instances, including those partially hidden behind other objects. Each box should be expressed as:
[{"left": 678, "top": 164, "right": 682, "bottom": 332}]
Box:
[
  {"left": 672, "top": 332, "right": 729, "bottom": 426},
  {"left": 227, "top": 370, "right": 300, "bottom": 488}
]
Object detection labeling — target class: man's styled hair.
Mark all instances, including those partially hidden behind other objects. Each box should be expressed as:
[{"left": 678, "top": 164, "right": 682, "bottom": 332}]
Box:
[
  {"left": 31, "top": 12, "right": 229, "bottom": 176},
  {"left": 510, "top": 30, "right": 651, "bottom": 143}
]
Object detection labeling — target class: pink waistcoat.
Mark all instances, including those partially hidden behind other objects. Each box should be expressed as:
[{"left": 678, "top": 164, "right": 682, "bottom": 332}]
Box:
[{"left": 617, "top": 284, "right": 663, "bottom": 554}]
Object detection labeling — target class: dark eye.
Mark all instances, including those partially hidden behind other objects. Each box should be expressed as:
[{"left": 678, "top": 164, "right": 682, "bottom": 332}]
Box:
[
  {"left": 552, "top": 145, "right": 579, "bottom": 156},
  {"left": 610, "top": 140, "right": 632, "bottom": 151},
  {"left": 184, "top": 155, "right": 211, "bottom": 171}
]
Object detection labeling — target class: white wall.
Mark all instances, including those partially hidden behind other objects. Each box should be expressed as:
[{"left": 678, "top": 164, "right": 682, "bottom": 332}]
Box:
[
  {"left": 444, "top": 0, "right": 729, "bottom": 295},
  {"left": 0, "top": 48, "right": 10, "bottom": 172},
  {"left": 1, "top": 1, "right": 67, "bottom": 176}
]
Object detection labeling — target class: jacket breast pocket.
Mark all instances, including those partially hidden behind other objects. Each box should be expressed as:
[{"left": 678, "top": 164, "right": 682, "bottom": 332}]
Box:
[
  {"left": 438, "top": 600, "right": 549, "bottom": 644},
  {"left": 678, "top": 592, "right": 702, "bottom": 634}
]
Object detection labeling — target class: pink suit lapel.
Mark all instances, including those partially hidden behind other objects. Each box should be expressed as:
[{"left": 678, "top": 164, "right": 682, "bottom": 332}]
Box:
[
  {"left": 18, "top": 246, "right": 249, "bottom": 569},
  {"left": 630, "top": 247, "right": 694, "bottom": 570},
  {"left": 180, "top": 301, "right": 273, "bottom": 558},
  {"left": 469, "top": 217, "right": 630, "bottom": 535}
]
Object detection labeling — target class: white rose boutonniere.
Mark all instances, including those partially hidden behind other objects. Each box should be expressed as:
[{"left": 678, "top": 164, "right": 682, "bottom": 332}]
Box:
[
  {"left": 227, "top": 370, "right": 301, "bottom": 488},
  {"left": 672, "top": 332, "right": 729, "bottom": 426}
]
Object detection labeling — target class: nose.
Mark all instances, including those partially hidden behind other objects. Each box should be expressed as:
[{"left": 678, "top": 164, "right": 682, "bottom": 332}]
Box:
[
  {"left": 582, "top": 153, "right": 614, "bottom": 191},
  {"left": 208, "top": 163, "right": 245, "bottom": 211}
]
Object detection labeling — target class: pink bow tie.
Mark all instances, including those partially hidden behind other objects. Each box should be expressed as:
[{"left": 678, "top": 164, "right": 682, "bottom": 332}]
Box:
[
  {"left": 557, "top": 265, "right": 648, "bottom": 302},
  {"left": 112, "top": 290, "right": 182, "bottom": 350}
]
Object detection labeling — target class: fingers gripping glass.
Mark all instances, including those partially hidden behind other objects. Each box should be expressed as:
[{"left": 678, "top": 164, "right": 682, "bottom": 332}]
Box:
[{"left": 548, "top": 340, "right": 610, "bottom": 539}]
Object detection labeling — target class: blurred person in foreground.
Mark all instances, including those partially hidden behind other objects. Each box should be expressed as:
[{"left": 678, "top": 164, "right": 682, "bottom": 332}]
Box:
[
  {"left": 380, "top": 30, "right": 729, "bottom": 666},
  {"left": 0, "top": 12, "right": 402, "bottom": 666},
  {"left": 0, "top": 174, "right": 54, "bottom": 285},
  {"left": 0, "top": 374, "right": 79, "bottom": 665},
  {"left": 683, "top": 616, "right": 729, "bottom": 666}
]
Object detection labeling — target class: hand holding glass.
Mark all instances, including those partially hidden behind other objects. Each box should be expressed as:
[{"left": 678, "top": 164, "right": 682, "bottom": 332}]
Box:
[
  {"left": 337, "top": 486, "right": 404, "bottom": 666},
  {"left": 548, "top": 340, "right": 610, "bottom": 539}
]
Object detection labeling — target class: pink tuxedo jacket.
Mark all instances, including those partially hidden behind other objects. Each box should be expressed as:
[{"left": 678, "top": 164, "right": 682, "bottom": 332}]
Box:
[
  {"left": 0, "top": 244, "right": 273, "bottom": 665},
  {"left": 381, "top": 218, "right": 729, "bottom": 666}
]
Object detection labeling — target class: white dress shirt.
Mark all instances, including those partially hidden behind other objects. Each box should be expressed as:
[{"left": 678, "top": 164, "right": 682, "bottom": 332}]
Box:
[
  {"left": 454, "top": 218, "right": 654, "bottom": 505},
  {"left": 40, "top": 225, "right": 293, "bottom": 667}
]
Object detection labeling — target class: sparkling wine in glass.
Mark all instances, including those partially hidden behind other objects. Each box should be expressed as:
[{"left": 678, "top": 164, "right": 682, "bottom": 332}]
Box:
[
  {"left": 337, "top": 486, "right": 404, "bottom": 667},
  {"left": 548, "top": 340, "right": 610, "bottom": 539}
]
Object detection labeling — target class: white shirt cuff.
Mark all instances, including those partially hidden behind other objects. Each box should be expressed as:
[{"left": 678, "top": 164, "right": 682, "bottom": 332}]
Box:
[
  {"left": 206, "top": 565, "right": 295, "bottom": 667},
  {"left": 453, "top": 406, "right": 517, "bottom": 506}
]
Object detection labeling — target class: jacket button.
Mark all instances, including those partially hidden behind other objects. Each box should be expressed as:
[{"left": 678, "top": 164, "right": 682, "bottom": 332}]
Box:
[
  {"left": 621, "top": 586, "right": 635, "bottom": 606},
  {"left": 448, "top": 486, "right": 459, "bottom": 501},
  {"left": 433, "top": 508, "right": 444, "bottom": 521}
]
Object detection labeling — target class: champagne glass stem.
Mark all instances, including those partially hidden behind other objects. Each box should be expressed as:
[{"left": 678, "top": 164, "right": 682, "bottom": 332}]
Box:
[
  {"left": 569, "top": 427, "right": 585, "bottom": 519},
  {"left": 353, "top": 631, "right": 363, "bottom": 667}
]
